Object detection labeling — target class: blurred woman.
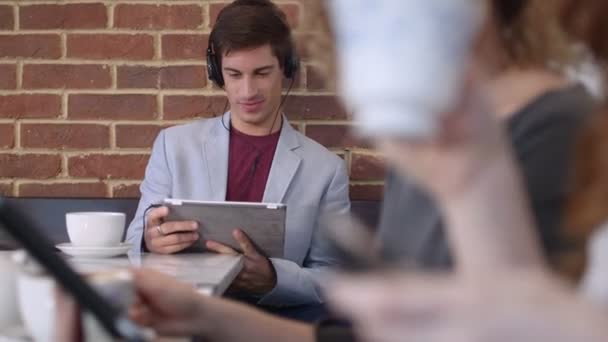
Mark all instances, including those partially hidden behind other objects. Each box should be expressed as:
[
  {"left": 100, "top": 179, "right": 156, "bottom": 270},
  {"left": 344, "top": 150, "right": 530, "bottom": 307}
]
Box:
[
  {"left": 372, "top": 0, "right": 595, "bottom": 280},
  {"left": 329, "top": 0, "right": 608, "bottom": 341}
]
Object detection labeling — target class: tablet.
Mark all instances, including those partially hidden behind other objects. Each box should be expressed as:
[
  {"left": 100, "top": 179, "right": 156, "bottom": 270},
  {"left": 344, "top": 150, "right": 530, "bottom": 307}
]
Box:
[
  {"left": 0, "top": 197, "right": 148, "bottom": 341},
  {"left": 163, "top": 199, "right": 286, "bottom": 258}
]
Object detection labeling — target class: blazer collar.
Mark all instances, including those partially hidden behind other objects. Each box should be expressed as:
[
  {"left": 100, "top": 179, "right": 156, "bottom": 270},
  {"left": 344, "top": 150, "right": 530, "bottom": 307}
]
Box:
[{"left": 263, "top": 114, "right": 302, "bottom": 203}]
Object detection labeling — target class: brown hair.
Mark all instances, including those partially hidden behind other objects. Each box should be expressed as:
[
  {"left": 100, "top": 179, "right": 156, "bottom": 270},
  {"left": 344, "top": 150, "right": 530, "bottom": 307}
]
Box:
[
  {"left": 490, "top": 0, "right": 574, "bottom": 68},
  {"left": 210, "top": 0, "right": 294, "bottom": 68},
  {"left": 560, "top": 0, "right": 608, "bottom": 280},
  {"left": 560, "top": 0, "right": 608, "bottom": 61}
]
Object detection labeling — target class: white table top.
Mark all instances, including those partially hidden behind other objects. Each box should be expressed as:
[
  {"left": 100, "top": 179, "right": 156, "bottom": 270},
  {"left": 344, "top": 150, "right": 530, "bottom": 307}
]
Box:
[
  {"left": 0, "top": 252, "right": 243, "bottom": 342},
  {"left": 69, "top": 252, "right": 244, "bottom": 296}
]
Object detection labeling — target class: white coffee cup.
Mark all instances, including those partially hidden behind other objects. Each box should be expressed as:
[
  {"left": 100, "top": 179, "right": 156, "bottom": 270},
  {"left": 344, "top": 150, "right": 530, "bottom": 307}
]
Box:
[
  {"left": 17, "top": 270, "right": 56, "bottom": 342},
  {"left": 0, "top": 251, "right": 20, "bottom": 331},
  {"left": 327, "top": 0, "right": 483, "bottom": 138},
  {"left": 17, "top": 267, "right": 137, "bottom": 342},
  {"left": 66, "top": 212, "right": 126, "bottom": 247}
]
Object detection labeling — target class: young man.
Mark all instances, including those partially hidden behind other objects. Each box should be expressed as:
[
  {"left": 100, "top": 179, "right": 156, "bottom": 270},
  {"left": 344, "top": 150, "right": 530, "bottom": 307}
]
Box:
[{"left": 125, "top": 0, "right": 350, "bottom": 308}]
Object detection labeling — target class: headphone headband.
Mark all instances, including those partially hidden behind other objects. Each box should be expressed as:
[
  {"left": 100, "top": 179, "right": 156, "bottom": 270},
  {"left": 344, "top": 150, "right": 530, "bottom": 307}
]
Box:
[{"left": 206, "top": 2, "right": 299, "bottom": 88}]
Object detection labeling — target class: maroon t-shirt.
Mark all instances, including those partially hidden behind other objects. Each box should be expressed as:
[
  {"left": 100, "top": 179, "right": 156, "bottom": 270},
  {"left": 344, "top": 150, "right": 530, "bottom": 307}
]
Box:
[{"left": 226, "top": 127, "right": 281, "bottom": 202}]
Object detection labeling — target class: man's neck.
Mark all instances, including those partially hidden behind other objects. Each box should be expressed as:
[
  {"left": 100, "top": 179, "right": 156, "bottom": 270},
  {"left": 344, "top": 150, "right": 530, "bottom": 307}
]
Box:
[{"left": 230, "top": 115, "right": 283, "bottom": 136}]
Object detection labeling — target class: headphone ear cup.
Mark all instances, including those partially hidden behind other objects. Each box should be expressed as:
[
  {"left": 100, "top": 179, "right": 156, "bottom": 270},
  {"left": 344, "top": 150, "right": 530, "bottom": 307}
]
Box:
[
  {"left": 207, "top": 48, "right": 225, "bottom": 87},
  {"left": 283, "top": 52, "right": 299, "bottom": 80}
]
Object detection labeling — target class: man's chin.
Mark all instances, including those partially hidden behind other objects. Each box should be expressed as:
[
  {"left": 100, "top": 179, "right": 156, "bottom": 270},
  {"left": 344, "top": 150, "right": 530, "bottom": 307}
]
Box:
[{"left": 233, "top": 111, "right": 273, "bottom": 124}]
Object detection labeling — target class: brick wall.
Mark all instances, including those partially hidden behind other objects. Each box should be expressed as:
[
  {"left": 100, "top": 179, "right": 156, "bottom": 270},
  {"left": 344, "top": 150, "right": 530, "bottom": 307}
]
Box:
[{"left": 0, "top": 0, "right": 384, "bottom": 200}]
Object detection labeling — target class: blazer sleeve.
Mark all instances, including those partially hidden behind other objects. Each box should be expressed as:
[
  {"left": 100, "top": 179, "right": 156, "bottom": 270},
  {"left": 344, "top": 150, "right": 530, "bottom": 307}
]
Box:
[
  {"left": 257, "top": 159, "right": 351, "bottom": 307},
  {"left": 125, "top": 130, "right": 173, "bottom": 253}
]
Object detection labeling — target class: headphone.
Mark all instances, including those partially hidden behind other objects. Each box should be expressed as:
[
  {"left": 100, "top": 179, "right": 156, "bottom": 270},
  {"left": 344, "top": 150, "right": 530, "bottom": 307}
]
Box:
[
  {"left": 493, "top": 0, "right": 526, "bottom": 25},
  {"left": 206, "top": 2, "right": 299, "bottom": 88}
]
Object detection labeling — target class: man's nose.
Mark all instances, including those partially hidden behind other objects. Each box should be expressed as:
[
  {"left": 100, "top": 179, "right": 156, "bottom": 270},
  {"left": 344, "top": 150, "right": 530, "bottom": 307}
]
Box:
[{"left": 241, "top": 76, "right": 258, "bottom": 99}]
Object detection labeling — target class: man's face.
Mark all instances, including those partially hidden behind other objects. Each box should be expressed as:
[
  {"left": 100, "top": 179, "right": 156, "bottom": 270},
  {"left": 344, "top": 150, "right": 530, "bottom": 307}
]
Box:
[{"left": 221, "top": 44, "right": 284, "bottom": 135}]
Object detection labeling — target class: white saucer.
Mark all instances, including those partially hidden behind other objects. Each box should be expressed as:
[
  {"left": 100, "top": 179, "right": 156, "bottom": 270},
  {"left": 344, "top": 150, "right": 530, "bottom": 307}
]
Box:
[{"left": 55, "top": 243, "right": 132, "bottom": 258}]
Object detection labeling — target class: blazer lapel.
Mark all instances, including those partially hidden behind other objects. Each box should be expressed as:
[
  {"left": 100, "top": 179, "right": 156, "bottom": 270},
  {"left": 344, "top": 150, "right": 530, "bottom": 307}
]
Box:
[
  {"left": 203, "top": 113, "right": 230, "bottom": 201},
  {"left": 263, "top": 117, "right": 302, "bottom": 203}
]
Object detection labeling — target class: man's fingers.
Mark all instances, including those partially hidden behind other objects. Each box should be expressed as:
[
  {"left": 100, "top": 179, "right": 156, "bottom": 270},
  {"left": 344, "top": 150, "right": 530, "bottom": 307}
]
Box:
[
  {"left": 129, "top": 305, "right": 153, "bottom": 327},
  {"left": 154, "top": 232, "right": 199, "bottom": 248},
  {"left": 146, "top": 206, "right": 169, "bottom": 227},
  {"left": 159, "top": 242, "right": 197, "bottom": 255},
  {"left": 160, "top": 221, "right": 198, "bottom": 235},
  {"left": 232, "top": 229, "right": 259, "bottom": 257},
  {"left": 206, "top": 240, "right": 239, "bottom": 256}
]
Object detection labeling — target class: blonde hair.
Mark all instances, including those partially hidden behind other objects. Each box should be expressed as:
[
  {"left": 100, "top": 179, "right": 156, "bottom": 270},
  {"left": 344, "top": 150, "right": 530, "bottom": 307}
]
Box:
[{"left": 304, "top": 0, "right": 576, "bottom": 76}]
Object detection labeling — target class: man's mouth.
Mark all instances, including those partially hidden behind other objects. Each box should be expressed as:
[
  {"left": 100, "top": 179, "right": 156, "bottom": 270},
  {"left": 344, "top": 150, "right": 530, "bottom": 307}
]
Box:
[{"left": 239, "top": 99, "right": 265, "bottom": 113}]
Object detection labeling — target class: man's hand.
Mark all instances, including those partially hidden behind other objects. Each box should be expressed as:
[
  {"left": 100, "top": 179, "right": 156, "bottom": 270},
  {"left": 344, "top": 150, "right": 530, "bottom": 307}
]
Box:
[
  {"left": 206, "top": 229, "right": 277, "bottom": 295},
  {"left": 144, "top": 206, "right": 199, "bottom": 254}
]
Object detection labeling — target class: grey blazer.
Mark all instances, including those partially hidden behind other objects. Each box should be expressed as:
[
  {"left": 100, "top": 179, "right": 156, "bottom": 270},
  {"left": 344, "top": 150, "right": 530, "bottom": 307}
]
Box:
[{"left": 126, "top": 113, "right": 350, "bottom": 306}]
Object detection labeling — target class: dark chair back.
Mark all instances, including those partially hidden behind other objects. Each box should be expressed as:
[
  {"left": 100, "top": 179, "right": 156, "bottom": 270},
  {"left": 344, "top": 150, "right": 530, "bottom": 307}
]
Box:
[
  {"left": 2, "top": 197, "right": 139, "bottom": 246},
  {"left": 351, "top": 200, "right": 382, "bottom": 229},
  {"left": 1, "top": 197, "right": 381, "bottom": 249}
]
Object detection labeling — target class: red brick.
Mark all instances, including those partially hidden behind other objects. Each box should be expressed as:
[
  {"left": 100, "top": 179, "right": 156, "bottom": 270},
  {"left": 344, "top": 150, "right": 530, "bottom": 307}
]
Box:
[
  {"left": 280, "top": 3, "right": 301, "bottom": 29},
  {"left": 294, "top": 33, "right": 313, "bottom": 61},
  {"left": 67, "top": 34, "right": 154, "bottom": 60},
  {"left": 0, "top": 64, "right": 16, "bottom": 89},
  {"left": 0, "top": 123, "right": 14, "bottom": 148},
  {"left": 306, "top": 125, "right": 372, "bottom": 149},
  {"left": 68, "top": 154, "right": 149, "bottom": 179},
  {"left": 209, "top": 3, "right": 299, "bottom": 29},
  {"left": 117, "top": 66, "right": 160, "bottom": 89},
  {"left": 0, "top": 94, "right": 61, "bottom": 119},
  {"left": 0, "top": 183, "right": 12, "bottom": 196},
  {"left": 69, "top": 94, "right": 157, "bottom": 120},
  {"left": 113, "top": 184, "right": 141, "bottom": 198},
  {"left": 349, "top": 184, "right": 384, "bottom": 201},
  {"left": 115, "top": 124, "right": 166, "bottom": 148},
  {"left": 23, "top": 64, "right": 111, "bottom": 89},
  {"left": 350, "top": 154, "right": 386, "bottom": 181},
  {"left": 306, "top": 124, "right": 352, "bottom": 148},
  {"left": 163, "top": 95, "right": 226, "bottom": 120},
  {"left": 19, "top": 182, "right": 108, "bottom": 198},
  {"left": 284, "top": 95, "right": 347, "bottom": 120},
  {"left": 21, "top": 123, "right": 109, "bottom": 149},
  {"left": 0, "top": 154, "right": 61, "bottom": 179},
  {"left": 0, "top": 6, "right": 14, "bottom": 30},
  {"left": 114, "top": 4, "right": 203, "bottom": 30},
  {"left": 20, "top": 3, "right": 107, "bottom": 30},
  {"left": 0, "top": 34, "right": 61, "bottom": 59},
  {"left": 306, "top": 65, "right": 328, "bottom": 91},
  {"left": 118, "top": 65, "right": 206, "bottom": 89},
  {"left": 162, "top": 34, "right": 208, "bottom": 60},
  {"left": 161, "top": 66, "right": 206, "bottom": 89}
]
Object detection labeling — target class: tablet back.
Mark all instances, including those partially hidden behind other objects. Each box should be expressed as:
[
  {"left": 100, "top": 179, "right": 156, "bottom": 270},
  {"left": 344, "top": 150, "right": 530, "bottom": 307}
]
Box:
[{"left": 164, "top": 200, "right": 286, "bottom": 258}]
